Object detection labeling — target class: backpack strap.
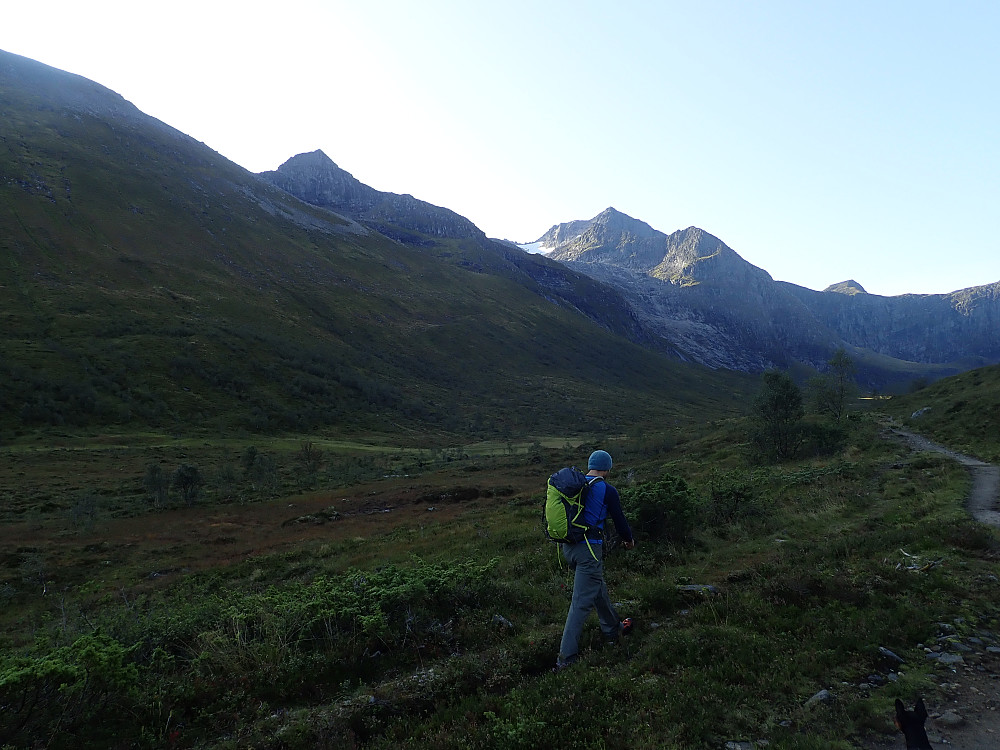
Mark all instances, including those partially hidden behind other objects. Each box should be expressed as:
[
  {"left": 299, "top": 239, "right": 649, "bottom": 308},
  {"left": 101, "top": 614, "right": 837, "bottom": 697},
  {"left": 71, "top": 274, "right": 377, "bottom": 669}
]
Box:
[{"left": 583, "top": 476, "right": 605, "bottom": 561}]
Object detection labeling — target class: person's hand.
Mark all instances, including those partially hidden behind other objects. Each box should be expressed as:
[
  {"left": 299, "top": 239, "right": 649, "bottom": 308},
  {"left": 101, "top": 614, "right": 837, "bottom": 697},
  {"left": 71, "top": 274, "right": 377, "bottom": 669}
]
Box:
[{"left": 623, "top": 539, "right": 635, "bottom": 550}]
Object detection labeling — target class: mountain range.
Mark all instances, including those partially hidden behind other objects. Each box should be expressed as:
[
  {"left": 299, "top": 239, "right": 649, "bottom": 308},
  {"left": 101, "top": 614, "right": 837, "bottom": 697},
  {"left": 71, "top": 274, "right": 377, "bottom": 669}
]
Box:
[
  {"left": 2, "top": 48, "right": 997, "bottom": 438},
  {"left": 261, "top": 152, "right": 1000, "bottom": 391},
  {"left": 531, "top": 209, "right": 1000, "bottom": 386},
  {"left": 0, "top": 49, "right": 745, "bottom": 436}
]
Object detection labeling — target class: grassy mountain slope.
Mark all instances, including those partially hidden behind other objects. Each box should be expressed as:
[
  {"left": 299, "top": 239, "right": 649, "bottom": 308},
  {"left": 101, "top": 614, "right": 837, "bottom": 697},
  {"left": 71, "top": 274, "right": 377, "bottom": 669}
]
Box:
[
  {"left": 0, "top": 50, "right": 752, "bottom": 438},
  {"left": 882, "top": 364, "right": 1000, "bottom": 462}
]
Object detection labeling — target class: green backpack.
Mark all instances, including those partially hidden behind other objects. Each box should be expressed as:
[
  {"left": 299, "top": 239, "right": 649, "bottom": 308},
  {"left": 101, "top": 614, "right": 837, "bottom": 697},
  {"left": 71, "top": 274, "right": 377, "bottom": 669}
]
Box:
[{"left": 544, "top": 466, "right": 603, "bottom": 544}]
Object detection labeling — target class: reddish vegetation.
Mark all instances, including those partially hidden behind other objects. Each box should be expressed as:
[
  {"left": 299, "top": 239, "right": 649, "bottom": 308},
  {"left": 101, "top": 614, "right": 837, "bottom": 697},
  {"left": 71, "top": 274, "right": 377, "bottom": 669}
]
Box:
[{"left": 1, "top": 484, "right": 484, "bottom": 598}]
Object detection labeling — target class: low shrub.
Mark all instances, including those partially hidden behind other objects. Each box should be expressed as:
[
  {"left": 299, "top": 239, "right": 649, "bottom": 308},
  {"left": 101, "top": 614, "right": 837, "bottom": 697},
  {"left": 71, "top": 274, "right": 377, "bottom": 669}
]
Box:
[{"left": 620, "top": 474, "right": 701, "bottom": 544}]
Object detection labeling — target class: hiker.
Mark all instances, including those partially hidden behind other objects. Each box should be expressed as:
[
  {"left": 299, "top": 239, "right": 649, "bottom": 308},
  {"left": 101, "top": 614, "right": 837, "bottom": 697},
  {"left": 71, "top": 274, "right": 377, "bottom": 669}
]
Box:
[{"left": 557, "top": 449, "right": 635, "bottom": 669}]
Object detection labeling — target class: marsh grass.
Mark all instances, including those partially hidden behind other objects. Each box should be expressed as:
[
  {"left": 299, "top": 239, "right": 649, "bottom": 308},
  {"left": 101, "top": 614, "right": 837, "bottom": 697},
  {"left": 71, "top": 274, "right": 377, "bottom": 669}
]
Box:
[{"left": 1, "top": 410, "right": 999, "bottom": 748}]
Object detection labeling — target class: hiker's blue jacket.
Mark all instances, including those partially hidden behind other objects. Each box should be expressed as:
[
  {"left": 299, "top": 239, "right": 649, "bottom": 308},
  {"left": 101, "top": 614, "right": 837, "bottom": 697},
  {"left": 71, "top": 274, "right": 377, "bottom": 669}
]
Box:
[{"left": 580, "top": 479, "right": 633, "bottom": 545}]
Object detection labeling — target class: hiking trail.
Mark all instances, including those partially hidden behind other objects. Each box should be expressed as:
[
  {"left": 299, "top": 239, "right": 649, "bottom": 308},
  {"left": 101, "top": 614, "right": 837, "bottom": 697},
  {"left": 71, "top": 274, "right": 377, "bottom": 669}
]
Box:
[
  {"left": 891, "top": 427, "right": 1000, "bottom": 528},
  {"left": 866, "top": 426, "right": 1000, "bottom": 749}
]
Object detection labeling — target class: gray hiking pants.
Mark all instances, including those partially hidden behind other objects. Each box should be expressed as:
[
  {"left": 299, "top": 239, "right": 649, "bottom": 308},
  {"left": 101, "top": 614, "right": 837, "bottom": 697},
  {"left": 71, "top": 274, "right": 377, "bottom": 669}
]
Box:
[{"left": 558, "top": 541, "right": 620, "bottom": 663}]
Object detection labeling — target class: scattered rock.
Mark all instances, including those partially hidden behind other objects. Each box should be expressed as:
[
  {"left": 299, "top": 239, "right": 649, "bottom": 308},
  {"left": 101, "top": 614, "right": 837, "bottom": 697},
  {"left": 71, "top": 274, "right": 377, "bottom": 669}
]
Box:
[
  {"left": 281, "top": 507, "right": 341, "bottom": 526},
  {"left": 492, "top": 614, "right": 514, "bottom": 630},
  {"left": 677, "top": 584, "right": 720, "bottom": 595},
  {"left": 936, "top": 710, "right": 966, "bottom": 728},
  {"left": 805, "top": 689, "right": 832, "bottom": 708},
  {"left": 878, "top": 646, "right": 906, "bottom": 664}
]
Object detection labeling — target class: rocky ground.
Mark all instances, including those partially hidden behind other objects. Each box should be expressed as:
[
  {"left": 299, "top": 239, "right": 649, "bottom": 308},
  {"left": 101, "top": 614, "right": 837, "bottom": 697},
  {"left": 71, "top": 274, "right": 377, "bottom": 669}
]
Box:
[{"left": 865, "top": 653, "right": 1000, "bottom": 749}]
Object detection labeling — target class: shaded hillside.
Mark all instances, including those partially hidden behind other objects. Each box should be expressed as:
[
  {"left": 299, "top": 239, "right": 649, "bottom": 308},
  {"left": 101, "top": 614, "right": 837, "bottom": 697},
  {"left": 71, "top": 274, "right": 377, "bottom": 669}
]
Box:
[
  {"left": 537, "top": 208, "right": 981, "bottom": 389},
  {"left": 782, "top": 280, "right": 1000, "bottom": 365},
  {"left": 259, "top": 149, "right": 484, "bottom": 243},
  {"left": 0, "top": 50, "right": 750, "bottom": 437},
  {"left": 258, "top": 151, "right": 676, "bottom": 358}
]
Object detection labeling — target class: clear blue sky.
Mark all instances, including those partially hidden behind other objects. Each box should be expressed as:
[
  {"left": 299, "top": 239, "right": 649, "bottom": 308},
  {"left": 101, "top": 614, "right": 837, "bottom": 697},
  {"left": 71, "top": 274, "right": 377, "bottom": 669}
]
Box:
[{"left": 5, "top": 1, "right": 999, "bottom": 296}]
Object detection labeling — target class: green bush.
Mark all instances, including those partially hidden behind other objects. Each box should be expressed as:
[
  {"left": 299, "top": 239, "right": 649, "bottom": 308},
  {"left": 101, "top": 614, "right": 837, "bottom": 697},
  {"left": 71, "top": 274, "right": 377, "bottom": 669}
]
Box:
[
  {"left": 167, "top": 559, "right": 500, "bottom": 702},
  {"left": 0, "top": 634, "right": 139, "bottom": 748},
  {"left": 706, "top": 468, "right": 767, "bottom": 526},
  {"left": 799, "top": 419, "right": 848, "bottom": 458},
  {"left": 171, "top": 463, "right": 202, "bottom": 506},
  {"left": 621, "top": 474, "right": 700, "bottom": 544}
]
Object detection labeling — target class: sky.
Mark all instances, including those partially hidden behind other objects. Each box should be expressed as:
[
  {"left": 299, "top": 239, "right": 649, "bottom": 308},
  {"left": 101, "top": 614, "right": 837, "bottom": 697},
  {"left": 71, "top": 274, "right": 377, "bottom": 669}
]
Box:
[{"left": 4, "top": 1, "right": 999, "bottom": 296}]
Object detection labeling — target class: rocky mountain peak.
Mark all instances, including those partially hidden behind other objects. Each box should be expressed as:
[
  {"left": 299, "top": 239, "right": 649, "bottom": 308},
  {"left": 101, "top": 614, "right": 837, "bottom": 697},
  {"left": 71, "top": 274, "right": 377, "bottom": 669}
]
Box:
[
  {"left": 540, "top": 208, "right": 768, "bottom": 290},
  {"left": 264, "top": 150, "right": 371, "bottom": 212},
  {"left": 536, "top": 207, "right": 657, "bottom": 250},
  {"left": 590, "top": 207, "right": 659, "bottom": 239},
  {"left": 278, "top": 149, "right": 337, "bottom": 170},
  {"left": 260, "top": 151, "right": 483, "bottom": 242},
  {"left": 824, "top": 280, "right": 868, "bottom": 295}
]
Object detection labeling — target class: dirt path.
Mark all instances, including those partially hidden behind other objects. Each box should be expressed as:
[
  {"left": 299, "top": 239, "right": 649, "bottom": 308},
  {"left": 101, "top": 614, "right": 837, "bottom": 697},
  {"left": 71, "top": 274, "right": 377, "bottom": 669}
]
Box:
[
  {"left": 870, "top": 428, "right": 1000, "bottom": 749},
  {"left": 892, "top": 428, "right": 1000, "bottom": 527}
]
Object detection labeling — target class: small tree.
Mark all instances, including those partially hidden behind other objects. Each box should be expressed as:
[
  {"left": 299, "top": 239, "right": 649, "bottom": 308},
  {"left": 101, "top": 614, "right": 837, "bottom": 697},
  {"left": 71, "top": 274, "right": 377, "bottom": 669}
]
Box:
[
  {"left": 750, "top": 369, "right": 804, "bottom": 462},
  {"left": 143, "top": 463, "right": 169, "bottom": 508},
  {"left": 808, "top": 348, "right": 857, "bottom": 421},
  {"left": 296, "top": 441, "right": 323, "bottom": 475},
  {"left": 247, "top": 452, "right": 278, "bottom": 494},
  {"left": 171, "top": 464, "right": 202, "bottom": 506}
]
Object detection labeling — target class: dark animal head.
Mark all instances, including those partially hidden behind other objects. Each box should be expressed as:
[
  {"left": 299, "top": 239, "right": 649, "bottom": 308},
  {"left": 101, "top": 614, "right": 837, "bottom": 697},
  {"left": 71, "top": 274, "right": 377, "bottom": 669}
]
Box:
[{"left": 894, "top": 698, "right": 933, "bottom": 749}]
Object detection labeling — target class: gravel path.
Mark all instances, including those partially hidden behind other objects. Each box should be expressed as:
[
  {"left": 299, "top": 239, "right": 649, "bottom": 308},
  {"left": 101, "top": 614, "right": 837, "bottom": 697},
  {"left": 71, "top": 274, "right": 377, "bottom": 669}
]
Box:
[
  {"left": 873, "top": 428, "right": 1000, "bottom": 749},
  {"left": 891, "top": 428, "right": 1000, "bottom": 527}
]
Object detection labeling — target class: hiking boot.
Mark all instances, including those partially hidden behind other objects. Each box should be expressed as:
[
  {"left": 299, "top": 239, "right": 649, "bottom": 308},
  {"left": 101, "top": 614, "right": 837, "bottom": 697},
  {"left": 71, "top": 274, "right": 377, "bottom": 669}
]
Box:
[
  {"left": 603, "top": 618, "right": 632, "bottom": 646},
  {"left": 554, "top": 656, "right": 577, "bottom": 672}
]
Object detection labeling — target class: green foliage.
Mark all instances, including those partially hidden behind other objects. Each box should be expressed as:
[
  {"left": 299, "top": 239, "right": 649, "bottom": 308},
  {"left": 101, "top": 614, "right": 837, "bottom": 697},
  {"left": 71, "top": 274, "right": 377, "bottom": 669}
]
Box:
[
  {"left": 295, "top": 440, "right": 323, "bottom": 475},
  {"left": 807, "top": 348, "right": 859, "bottom": 422},
  {"left": 0, "top": 634, "right": 139, "bottom": 748},
  {"left": 620, "top": 474, "right": 700, "bottom": 544},
  {"left": 172, "top": 560, "right": 498, "bottom": 706},
  {"left": 749, "top": 369, "right": 805, "bottom": 462},
  {"left": 142, "top": 463, "right": 168, "bottom": 507},
  {"left": 246, "top": 450, "right": 278, "bottom": 493},
  {"left": 5, "top": 384, "right": 1000, "bottom": 748},
  {"left": 171, "top": 463, "right": 202, "bottom": 506},
  {"left": 798, "top": 418, "right": 848, "bottom": 458},
  {"left": 705, "top": 468, "right": 767, "bottom": 526}
]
